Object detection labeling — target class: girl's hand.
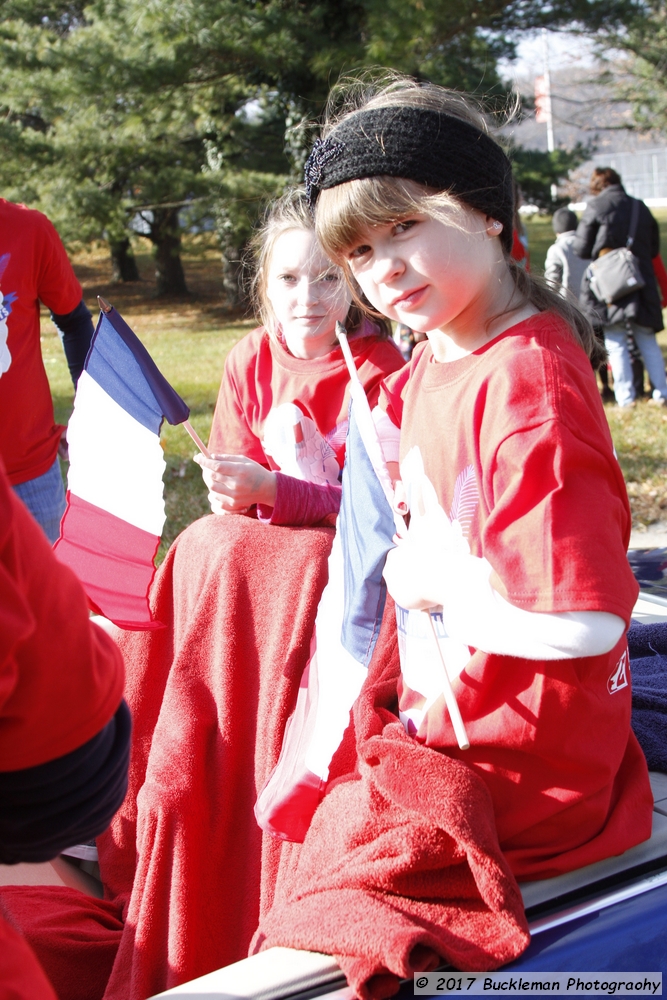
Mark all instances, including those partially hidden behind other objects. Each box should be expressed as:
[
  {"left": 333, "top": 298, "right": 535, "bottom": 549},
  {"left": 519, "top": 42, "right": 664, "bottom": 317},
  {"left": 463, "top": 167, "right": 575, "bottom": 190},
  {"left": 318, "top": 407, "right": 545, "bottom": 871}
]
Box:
[
  {"left": 194, "top": 453, "right": 277, "bottom": 514},
  {"left": 383, "top": 466, "right": 467, "bottom": 609},
  {"left": 383, "top": 534, "right": 445, "bottom": 611}
]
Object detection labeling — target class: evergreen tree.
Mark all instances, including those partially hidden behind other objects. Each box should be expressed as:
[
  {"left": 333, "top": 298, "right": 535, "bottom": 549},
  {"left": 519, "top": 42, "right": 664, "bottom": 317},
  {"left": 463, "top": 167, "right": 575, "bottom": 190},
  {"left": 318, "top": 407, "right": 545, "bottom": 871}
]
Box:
[
  {"left": 594, "top": 1, "right": 667, "bottom": 134},
  {"left": 511, "top": 145, "right": 590, "bottom": 210}
]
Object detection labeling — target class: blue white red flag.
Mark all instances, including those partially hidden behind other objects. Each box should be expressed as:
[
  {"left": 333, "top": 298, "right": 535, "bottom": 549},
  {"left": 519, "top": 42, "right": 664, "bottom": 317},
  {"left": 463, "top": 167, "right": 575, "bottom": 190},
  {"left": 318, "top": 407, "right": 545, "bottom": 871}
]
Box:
[
  {"left": 54, "top": 305, "right": 189, "bottom": 629},
  {"left": 255, "top": 332, "right": 399, "bottom": 841},
  {"left": 338, "top": 365, "right": 398, "bottom": 666}
]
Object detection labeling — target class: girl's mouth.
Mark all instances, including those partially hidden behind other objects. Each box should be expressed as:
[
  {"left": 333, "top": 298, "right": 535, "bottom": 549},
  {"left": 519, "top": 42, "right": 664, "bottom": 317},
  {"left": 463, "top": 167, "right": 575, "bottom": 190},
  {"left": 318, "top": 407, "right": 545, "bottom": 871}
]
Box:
[{"left": 390, "top": 286, "right": 428, "bottom": 310}]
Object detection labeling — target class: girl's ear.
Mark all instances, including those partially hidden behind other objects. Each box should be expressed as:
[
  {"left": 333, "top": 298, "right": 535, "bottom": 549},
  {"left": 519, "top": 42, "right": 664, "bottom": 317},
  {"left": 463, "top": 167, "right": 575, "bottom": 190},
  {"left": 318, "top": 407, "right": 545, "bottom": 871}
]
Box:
[{"left": 485, "top": 217, "right": 503, "bottom": 238}]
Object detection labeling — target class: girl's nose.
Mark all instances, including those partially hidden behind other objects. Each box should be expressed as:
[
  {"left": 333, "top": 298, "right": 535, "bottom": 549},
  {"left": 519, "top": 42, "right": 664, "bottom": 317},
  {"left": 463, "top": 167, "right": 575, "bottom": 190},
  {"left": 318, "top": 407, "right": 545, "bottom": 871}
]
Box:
[
  {"left": 372, "top": 253, "right": 404, "bottom": 284},
  {"left": 296, "top": 278, "right": 318, "bottom": 304}
]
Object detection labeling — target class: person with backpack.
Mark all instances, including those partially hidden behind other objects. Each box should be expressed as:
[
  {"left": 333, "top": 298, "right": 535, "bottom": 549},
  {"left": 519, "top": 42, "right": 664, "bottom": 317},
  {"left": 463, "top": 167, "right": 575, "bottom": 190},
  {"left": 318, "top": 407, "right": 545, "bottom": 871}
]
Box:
[{"left": 574, "top": 167, "right": 667, "bottom": 408}]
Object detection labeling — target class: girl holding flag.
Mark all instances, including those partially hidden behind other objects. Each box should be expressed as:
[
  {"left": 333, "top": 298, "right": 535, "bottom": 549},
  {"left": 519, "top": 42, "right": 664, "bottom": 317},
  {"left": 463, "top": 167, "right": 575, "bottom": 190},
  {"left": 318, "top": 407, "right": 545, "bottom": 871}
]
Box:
[
  {"left": 195, "top": 187, "right": 402, "bottom": 524},
  {"left": 307, "top": 75, "right": 653, "bottom": 879}
]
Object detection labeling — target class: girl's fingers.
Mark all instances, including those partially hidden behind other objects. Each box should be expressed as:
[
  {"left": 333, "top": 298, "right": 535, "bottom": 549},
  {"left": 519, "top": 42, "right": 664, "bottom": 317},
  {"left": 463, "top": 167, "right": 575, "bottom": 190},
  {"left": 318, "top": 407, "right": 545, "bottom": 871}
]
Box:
[
  {"left": 194, "top": 453, "right": 248, "bottom": 472},
  {"left": 201, "top": 466, "right": 236, "bottom": 496},
  {"left": 393, "top": 480, "right": 408, "bottom": 515},
  {"left": 199, "top": 453, "right": 272, "bottom": 506},
  {"left": 208, "top": 491, "right": 249, "bottom": 514}
]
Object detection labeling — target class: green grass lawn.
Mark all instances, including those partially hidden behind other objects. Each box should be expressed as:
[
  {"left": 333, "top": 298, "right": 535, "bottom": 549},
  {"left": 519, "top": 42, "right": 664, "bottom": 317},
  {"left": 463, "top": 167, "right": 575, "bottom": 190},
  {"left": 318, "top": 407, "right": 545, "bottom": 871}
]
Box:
[{"left": 43, "top": 233, "right": 667, "bottom": 559}]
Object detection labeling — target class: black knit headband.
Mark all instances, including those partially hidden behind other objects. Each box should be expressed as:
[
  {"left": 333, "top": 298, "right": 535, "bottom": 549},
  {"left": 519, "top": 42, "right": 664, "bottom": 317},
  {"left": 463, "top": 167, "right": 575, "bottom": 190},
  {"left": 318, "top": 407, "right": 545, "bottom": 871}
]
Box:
[{"left": 305, "top": 106, "right": 514, "bottom": 253}]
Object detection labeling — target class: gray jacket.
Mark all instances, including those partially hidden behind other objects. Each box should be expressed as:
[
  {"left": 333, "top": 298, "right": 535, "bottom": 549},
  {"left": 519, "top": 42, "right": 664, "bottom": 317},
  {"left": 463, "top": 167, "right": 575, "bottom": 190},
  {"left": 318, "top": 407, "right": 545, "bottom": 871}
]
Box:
[{"left": 544, "top": 232, "right": 590, "bottom": 300}]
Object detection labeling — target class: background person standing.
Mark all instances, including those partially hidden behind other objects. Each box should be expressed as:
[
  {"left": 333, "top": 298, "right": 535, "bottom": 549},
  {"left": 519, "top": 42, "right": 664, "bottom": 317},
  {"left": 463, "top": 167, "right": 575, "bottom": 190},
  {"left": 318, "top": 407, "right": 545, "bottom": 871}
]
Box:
[
  {"left": 545, "top": 208, "right": 613, "bottom": 402},
  {"left": 574, "top": 167, "right": 667, "bottom": 408},
  {"left": 0, "top": 199, "right": 94, "bottom": 541},
  {"left": 545, "top": 207, "right": 590, "bottom": 299}
]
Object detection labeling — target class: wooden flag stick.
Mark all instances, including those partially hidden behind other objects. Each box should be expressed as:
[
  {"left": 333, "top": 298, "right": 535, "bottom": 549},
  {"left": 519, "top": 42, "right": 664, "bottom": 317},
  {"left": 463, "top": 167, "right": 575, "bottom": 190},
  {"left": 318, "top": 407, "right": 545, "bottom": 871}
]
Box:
[
  {"left": 339, "top": 318, "right": 465, "bottom": 742},
  {"left": 183, "top": 420, "right": 211, "bottom": 459},
  {"left": 336, "top": 321, "right": 362, "bottom": 385},
  {"left": 425, "top": 610, "right": 470, "bottom": 750}
]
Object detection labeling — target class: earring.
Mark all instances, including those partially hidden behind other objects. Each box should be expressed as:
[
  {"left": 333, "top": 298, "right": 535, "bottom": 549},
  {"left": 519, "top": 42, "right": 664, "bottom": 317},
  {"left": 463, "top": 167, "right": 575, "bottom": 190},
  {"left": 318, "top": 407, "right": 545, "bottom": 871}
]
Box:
[{"left": 492, "top": 221, "right": 502, "bottom": 230}]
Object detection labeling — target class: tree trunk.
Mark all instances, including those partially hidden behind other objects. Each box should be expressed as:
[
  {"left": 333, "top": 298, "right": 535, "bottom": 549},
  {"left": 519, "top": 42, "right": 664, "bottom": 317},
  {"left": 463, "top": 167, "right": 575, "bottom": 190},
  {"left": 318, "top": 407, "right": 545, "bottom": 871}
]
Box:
[
  {"left": 221, "top": 250, "right": 246, "bottom": 309},
  {"left": 151, "top": 208, "right": 189, "bottom": 297},
  {"left": 110, "top": 238, "right": 140, "bottom": 282}
]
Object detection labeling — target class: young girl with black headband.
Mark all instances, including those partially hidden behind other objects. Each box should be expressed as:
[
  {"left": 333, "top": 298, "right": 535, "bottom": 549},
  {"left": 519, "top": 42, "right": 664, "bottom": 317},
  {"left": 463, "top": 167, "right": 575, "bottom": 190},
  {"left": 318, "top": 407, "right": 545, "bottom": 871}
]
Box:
[{"left": 307, "top": 78, "right": 653, "bottom": 880}]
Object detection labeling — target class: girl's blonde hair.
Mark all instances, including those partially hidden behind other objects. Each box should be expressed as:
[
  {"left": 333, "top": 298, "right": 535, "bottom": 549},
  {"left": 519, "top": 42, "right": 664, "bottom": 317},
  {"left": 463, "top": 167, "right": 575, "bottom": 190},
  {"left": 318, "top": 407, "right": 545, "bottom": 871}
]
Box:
[
  {"left": 248, "top": 186, "right": 390, "bottom": 340},
  {"left": 314, "top": 74, "right": 604, "bottom": 366}
]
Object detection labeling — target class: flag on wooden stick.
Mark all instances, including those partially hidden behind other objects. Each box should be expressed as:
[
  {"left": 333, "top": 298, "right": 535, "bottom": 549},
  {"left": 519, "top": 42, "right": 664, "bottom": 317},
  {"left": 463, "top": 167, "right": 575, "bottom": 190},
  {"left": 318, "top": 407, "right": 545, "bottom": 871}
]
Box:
[
  {"left": 255, "top": 324, "right": 469, "bottom": 841},
  {"left": 254, "top": 325, "right": 403, "bottom": 840},
  {"left": 54, "top": 300, "right": 190, "bottom": 629}
]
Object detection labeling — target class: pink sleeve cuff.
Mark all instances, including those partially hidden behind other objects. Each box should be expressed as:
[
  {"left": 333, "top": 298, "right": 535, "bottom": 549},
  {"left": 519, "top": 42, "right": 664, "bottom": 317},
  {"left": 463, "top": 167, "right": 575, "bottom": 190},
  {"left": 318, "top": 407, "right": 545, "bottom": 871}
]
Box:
[{"left": 256, "top": 473, "right": 342, "bottom": 526}]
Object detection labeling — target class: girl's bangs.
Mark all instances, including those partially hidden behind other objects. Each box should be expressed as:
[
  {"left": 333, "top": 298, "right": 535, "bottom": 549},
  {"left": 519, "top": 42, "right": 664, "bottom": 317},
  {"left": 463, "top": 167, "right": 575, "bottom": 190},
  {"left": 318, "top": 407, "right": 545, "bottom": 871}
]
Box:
[{"left": 315, "top": 176, "right": 425, "bottom": 260}]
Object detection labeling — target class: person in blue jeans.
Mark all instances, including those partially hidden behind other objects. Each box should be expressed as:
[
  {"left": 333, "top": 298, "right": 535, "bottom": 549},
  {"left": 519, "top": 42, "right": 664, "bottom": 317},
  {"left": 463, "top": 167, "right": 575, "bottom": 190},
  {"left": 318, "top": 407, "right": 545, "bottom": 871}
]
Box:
[{"left": 574, "top": 167, "right": 667, "bottom": 408}]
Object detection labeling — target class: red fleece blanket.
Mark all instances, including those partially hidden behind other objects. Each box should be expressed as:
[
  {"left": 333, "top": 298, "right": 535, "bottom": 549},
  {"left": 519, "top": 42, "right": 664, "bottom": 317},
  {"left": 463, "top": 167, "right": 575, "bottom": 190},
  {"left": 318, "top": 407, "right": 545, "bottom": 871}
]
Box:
[
  {"left": 100, "top": 514, "right": 335, "bottom": 999},
  {"left": 253, "top": 598, "right": 530, "bottom": 1000},
  {"left": 0, "top": 887, "right": 123, "bottom": 1000}
]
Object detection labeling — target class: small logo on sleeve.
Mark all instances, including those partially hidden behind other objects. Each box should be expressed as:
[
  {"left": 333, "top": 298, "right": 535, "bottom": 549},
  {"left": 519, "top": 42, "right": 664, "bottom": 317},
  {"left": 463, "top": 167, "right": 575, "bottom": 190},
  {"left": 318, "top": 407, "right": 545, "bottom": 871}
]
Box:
[{"left": 608, "top": 649, "right": 629, "bottom": 694}]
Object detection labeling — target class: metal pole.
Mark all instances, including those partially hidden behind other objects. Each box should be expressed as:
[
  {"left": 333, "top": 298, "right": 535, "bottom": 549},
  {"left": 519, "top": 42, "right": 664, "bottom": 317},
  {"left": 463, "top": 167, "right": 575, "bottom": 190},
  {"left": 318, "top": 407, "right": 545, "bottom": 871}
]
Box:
[
  {"left": 542, "top": 29, "right": 558, "bottom": 201},
  {"left": 542, "top": 29, "right": 555, "bottom": 153}
]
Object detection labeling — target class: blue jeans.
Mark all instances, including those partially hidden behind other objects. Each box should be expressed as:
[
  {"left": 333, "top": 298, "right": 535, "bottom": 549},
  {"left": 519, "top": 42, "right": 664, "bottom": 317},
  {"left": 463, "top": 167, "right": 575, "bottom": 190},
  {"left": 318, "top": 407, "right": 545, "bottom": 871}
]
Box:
[
  {"left": 604, "top": 322, "right": 667, "bottom": 407},
  {"left": 12, "top": 456, "right": 67, "bottom": 544}
]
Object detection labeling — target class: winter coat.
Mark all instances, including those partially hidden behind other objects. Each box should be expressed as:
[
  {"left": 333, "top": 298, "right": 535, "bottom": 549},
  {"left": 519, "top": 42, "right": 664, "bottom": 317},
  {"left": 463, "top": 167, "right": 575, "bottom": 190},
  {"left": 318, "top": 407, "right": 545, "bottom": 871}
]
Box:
[
  {"left": 573, "top": 184, "right": 663, "bottom": 333},
  {"left": 544, "top": 231, "right": 590, "bottom": 300}
]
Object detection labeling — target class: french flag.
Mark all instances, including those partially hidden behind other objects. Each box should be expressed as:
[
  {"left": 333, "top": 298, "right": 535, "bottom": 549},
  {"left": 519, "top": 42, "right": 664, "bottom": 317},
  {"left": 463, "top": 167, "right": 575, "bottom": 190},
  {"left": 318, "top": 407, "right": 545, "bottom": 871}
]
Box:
[
  {"left": 254, "top": 331, "right": 399, "bottom": 841},
  {"left": 54, "top": 304, "right": 189, "bottom": 630}
]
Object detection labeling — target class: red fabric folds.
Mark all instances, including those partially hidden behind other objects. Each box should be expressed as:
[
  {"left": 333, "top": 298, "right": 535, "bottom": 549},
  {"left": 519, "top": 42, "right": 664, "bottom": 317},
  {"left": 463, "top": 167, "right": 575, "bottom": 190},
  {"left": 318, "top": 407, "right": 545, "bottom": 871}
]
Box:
[
  {"left": 98, "top": 514, "right": 334, "bottom": 999},
  {"left": 253, "top": 598, "right": 530, "bottom": 1000},
  {"left": 0, "top": 912, "right": 58, "bottom": 1000},
  {"left": 0, "top": 887, "right": 122, "bottom": 1000}
]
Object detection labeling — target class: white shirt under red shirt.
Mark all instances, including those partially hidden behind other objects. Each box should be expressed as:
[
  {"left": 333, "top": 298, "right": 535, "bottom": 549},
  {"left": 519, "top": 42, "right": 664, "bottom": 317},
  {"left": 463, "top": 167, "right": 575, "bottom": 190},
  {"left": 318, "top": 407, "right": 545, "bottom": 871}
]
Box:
[{"left": 379, "top": 310, "right": 653, "bottom": 881}]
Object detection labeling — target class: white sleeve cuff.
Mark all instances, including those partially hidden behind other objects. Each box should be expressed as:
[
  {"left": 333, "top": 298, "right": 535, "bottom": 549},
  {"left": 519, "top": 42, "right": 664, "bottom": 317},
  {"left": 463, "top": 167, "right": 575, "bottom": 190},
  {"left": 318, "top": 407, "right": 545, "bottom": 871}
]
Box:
[
  {"left": 372, "top": 405, "right": 401, "bottom": 465},
  {"left": 439, "top": 554, "right": 626, "bottom": 660}
]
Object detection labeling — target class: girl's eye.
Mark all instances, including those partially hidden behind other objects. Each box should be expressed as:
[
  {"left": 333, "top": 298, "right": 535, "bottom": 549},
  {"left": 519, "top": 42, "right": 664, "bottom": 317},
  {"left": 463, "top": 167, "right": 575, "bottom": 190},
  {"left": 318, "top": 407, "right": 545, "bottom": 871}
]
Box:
[
  {"left": 394, "top": 219, "right": 418, "bottom": 235},
  {"left": 321, "top": 272, "right": 339, "bottom": 283},
  {"left": 348, "top": 244, "right": 372, "bottom": 260},
  {"left": 278, "top": 274, "right": 297, "bottom": 283}
]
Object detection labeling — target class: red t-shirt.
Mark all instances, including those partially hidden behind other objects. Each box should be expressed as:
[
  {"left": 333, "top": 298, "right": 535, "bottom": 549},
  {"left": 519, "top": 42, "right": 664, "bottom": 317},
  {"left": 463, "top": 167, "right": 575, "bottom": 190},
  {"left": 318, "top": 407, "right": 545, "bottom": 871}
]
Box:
[
  {"left": 209, "top": 325, "right": 404, "bottom": 483},
  {"left": 0, "top": 199, "right": 82, "bottom": 484},
  {"left": 0, "top": 917, "right": 57, "bottom": 1000},
  {"left": 0, "top": 460, "right": 124, "bottom": 771},
  {"left": 380, "top": 311, "right": 652, "bottom": 880}
]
